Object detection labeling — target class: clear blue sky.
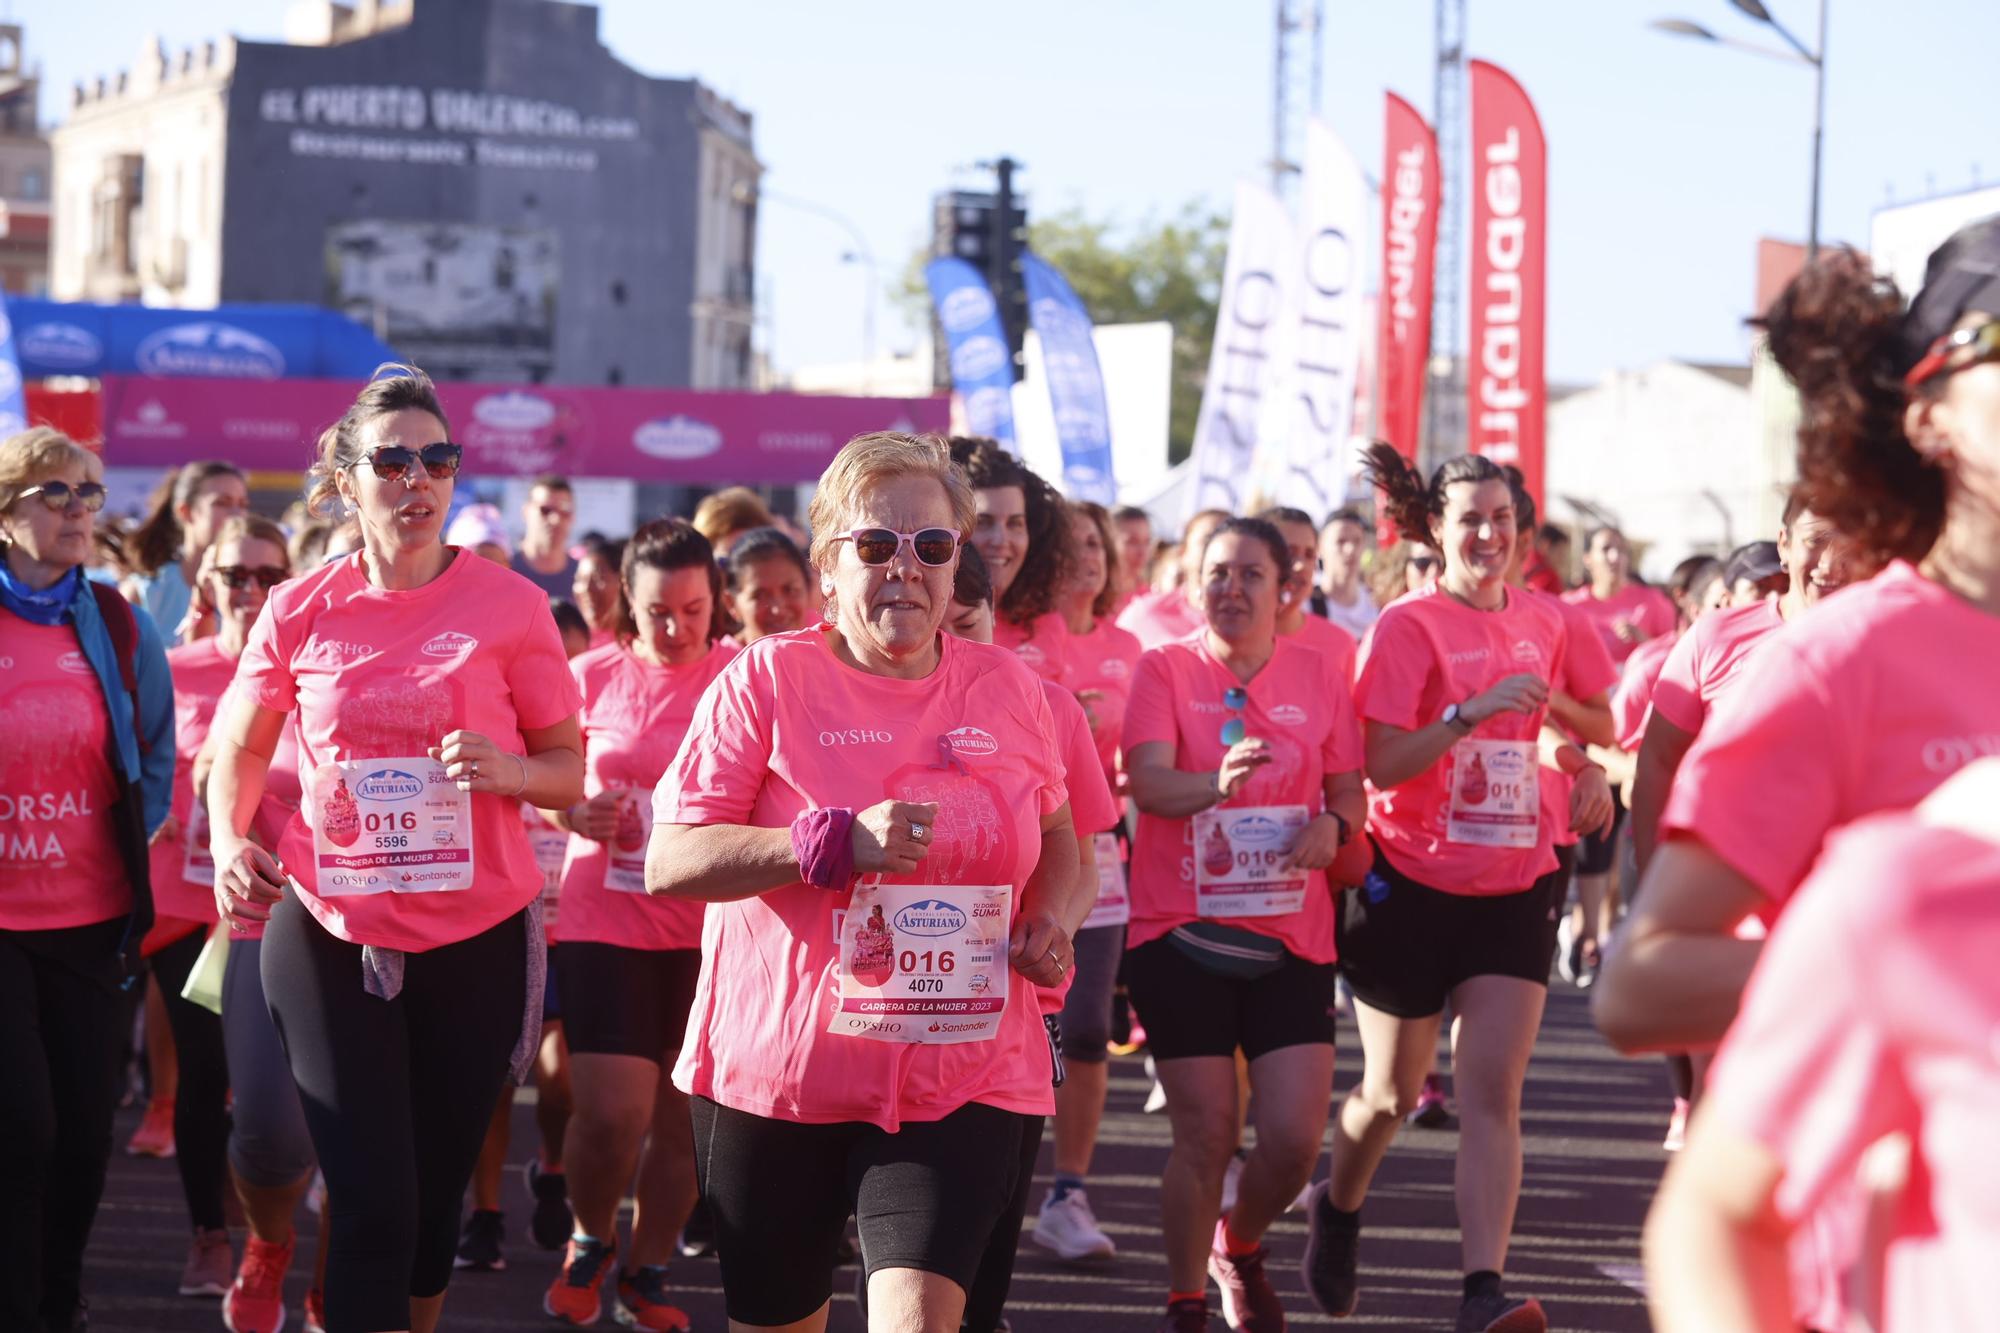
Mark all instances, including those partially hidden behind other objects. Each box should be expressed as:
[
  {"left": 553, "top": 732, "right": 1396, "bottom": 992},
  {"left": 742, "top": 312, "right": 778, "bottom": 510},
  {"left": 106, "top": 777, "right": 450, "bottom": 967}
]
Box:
[{"left": 24, "top": 0, "right": 2000, "bottom": 385}]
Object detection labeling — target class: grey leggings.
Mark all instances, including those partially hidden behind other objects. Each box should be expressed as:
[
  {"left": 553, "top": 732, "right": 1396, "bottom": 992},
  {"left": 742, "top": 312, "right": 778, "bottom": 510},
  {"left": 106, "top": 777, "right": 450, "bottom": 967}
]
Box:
[
  {"left": 221, "top": 937, "right": 314, "bottom": 1188},
  {"left": 1058, "top": 923, "right": 1126, "bottom": 1063}
]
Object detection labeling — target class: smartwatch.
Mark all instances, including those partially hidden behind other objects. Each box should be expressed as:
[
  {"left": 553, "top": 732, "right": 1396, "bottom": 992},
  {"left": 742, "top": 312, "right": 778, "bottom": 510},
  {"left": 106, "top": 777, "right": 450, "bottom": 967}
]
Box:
[{"left": 1442, "top": 703, "right": 1474, "bottom": 735}]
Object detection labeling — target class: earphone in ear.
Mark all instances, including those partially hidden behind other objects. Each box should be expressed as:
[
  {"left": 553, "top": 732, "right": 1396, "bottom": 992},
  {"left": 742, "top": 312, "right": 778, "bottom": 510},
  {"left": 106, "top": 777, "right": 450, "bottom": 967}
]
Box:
[{"left": 820, "top": 575, "right": 835, "bottom": 595}]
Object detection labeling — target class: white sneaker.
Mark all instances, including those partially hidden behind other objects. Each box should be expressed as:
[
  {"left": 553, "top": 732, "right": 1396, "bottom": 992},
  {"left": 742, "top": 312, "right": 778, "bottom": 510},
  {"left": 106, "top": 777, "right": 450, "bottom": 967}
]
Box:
[
  {"left": 1555, "top": 914, "right": 1579, "bottom": 983},
  {"left": 1218, "top": 1150, "right": 1246, "bottom": 1215},
  {"left": 1031, "top": 1188, "right": 1116, "bottom": 1261},
  {"left": 1143, "top": 1061, "right": 1169, "bottom": 1114}
]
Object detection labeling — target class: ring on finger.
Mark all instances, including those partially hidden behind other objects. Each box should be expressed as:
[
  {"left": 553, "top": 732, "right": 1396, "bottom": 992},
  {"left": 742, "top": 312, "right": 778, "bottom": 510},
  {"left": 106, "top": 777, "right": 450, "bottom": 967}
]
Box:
[{"left": 910, "top": 821, "right": 927, "bottom": 841}]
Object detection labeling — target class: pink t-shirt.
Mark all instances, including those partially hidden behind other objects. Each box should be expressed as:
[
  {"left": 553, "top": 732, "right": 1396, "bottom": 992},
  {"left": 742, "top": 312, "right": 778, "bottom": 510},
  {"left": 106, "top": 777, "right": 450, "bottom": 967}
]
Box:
[
  {"left": 1647, "top": 599, "right": 1783, "bottom": 737},
  {"left": 1562, "top": 582, "right": 1677, "bottom": 664},
  {"left": 1355, "top": 584, "right": 1571, "bottom": 894},
  {"left": 234, "top": 551, "right": 582, "bottom": 951},
  {"left": 1529, "top": 589, "right": 1620, "bottom": 849},
  {"left": 1707, "top": 813, "right": 2000, "bottom": 1333},
  {"left": 1116, "top": 589, "right": 1204, "bottom": 652},
  {"left": 1063, "top": 618, "right": 1143, "bottom": 792},
  {"left": 1122, "top": 634, "right": 1363, "bottom": 962},
  {"left": 1282, "top": 611, "right": 1359, "bottom": 685},
  {"left": 150, "top": 639, "right": 237, "bottom": 926},
  {"left": 654, "top": 627, "right": 1068, "bottom": 1131},
  {"left": 212, "top": 677, "right": 304, "bottom": 944},
  {"left": 992, "top": 610, "right": 1070, "bottom": 682},
  {"left": 1611, "top": 631, "right": 1676, "bottom": 752},
  {"left": 0, "top": 616, "right": 130, "bottom": 931},
  {"left": 1661, "top": 563, "right": 2000, "bottom": 904},
  {"left": 1048, "top": 681, "right": 1117, "bottom": 840},
  {"left": 556, "top": 638, "right": 737, "bottom": 951}
]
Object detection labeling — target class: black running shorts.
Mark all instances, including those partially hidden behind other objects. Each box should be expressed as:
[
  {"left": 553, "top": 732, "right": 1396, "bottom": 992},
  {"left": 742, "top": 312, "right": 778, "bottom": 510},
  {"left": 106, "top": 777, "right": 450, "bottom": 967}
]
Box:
[
  {"left": 555, "top": 941, "right": 700, "bottom": 1062},
  {"left": 1122, "top": 935, "right": 1339, "bottom": 1062}
]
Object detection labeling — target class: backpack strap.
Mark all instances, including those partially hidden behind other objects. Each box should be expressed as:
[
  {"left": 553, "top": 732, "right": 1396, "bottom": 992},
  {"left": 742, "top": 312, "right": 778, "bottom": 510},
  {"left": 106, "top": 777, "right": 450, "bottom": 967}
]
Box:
[{"left": 88, "top": 580, "right": 148, "bottom": 755}]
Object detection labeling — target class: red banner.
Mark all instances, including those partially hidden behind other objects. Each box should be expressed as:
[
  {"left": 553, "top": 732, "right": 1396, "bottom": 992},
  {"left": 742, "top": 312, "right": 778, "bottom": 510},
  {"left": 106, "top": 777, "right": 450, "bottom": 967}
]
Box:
[
  {"left": 1376, "top": 92, "right": 1438, "bottom": 468},
  {"left": 1467, "top": 59, "right": 1547, "bottom": 514},
  {"left": 92, "top": 376, "right": 949, "bottom": 483}
]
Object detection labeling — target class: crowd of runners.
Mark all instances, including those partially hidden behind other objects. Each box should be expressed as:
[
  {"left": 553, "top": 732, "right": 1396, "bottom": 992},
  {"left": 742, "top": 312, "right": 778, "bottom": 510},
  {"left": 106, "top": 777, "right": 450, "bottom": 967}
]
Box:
[{"left": 2, "top": 213, "right": 1997, "bottom": 1333}]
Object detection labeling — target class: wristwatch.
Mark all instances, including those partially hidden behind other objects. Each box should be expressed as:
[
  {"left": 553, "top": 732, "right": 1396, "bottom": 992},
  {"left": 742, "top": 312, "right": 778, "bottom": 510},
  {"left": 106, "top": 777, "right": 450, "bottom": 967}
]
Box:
[{"left": 1442, "top": 703, "right": 1474, "bottom": 735}]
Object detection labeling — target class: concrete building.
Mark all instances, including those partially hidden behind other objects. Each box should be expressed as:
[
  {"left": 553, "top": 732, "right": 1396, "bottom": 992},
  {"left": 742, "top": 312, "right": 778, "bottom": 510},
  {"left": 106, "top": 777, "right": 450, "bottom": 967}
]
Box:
[
  {"left": 50, "top": 0, "right": 757, "bottom": 387},
  {"left": 0, "top": 24, "right": 51, "bottom": 296}
]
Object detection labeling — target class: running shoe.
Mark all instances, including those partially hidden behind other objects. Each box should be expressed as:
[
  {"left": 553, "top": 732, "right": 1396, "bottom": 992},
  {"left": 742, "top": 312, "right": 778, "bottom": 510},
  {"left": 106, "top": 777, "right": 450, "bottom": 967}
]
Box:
[
  {"left": 1300, "top": 1182, "right": 1360, "bottom": 1316},
  {"left": 613, "top": 1264, "right": 691, "bottom": 1331},
  {"left": 1663, "top": 1097, "right": 1691, "bottom": 1153},
  {"left": 221, "top": 1233, "right": 292, "bottom": 1332},
  {"left": 526, "top": 1159, "right": 574, "bottom": 1252},
  {"left": 1554, "top": 915, "right": 1579, "bottom": 985},
  {"left": 1454, "top": 1292, "right": 1546, "bottom": 1332},
  {"left": 302, "top": 1287, "right": 326, "bottom": 1333},
  {"left": 1031, "top": 1187, "right": 1116, "bottom": 1260},
  {"left": 544, "top": 1235, "right": 618, "bottom": 1326},
  {"left": 1575, "top": 936, "right": 1601, "bottom": 990},
  {"left": 675, "top": 1197, "right": 715, "bottom": 1259},
  {"left": 1408, "top": 1073, "right": 1451, "bottom": 1128},
  {"left": 1158, "top": 1297, "right": 1211, "bottom": 1332},
  {"left": 126, "top": 1097, "right": 175, "bottom": 1158},
  {"left": 1144, "top": 1054, "right": 1169, "bottom": 1114},
  {"left": 179, "top": 1227, "right": 233, "bottom": 1297},
  {"left": 453, "top": 1208, "right": 506, "bottom": 1271},
  {"left": 1207, "top": 1219, "right": 1285, "bottom": 1332}
]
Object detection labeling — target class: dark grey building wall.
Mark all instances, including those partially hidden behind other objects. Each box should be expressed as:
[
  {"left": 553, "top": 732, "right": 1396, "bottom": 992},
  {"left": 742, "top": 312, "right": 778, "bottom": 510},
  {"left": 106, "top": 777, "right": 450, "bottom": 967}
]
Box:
[{"left": 218, "top": 0, "right": 714, "bottom": 388}]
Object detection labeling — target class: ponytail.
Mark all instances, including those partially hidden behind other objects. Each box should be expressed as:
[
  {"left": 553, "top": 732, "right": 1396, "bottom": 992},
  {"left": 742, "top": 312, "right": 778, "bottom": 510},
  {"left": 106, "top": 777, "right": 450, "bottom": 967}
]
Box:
[{"left": 1362, "top": 442, "right": 1508, "bottom": 546}]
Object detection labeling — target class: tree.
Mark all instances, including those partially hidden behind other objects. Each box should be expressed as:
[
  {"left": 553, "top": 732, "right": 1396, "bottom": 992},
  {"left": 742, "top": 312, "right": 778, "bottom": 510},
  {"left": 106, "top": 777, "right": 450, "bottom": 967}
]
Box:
[{"left": 897, "top": 202, "right": 1228, "bottom": 464}]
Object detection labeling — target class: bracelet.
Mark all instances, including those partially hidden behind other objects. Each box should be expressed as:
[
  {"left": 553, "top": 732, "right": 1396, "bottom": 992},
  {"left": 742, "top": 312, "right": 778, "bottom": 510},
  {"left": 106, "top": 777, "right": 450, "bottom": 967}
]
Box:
[
  {"left": 508, "top": 752, "right": 528, "bottom": 797},
  {"left": 1329, "top": 810, "right": 1352, "bottom": 846}
]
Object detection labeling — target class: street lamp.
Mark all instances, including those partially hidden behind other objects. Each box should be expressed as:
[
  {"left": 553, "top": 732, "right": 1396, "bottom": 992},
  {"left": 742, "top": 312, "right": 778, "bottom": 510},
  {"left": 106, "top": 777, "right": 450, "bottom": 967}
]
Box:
[
  {"left": 732, "top": 180, "right": 880, "bottom": 391},
  {"left": 1651, "top": 0, "right": 1827, "bottom": 258}
]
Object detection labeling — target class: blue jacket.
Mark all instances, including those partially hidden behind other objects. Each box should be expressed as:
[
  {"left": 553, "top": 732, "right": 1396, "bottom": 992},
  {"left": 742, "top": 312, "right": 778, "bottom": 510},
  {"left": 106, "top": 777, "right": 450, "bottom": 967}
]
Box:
[{"left": 66, "top": 578, "right": 176, "bottom": 837}]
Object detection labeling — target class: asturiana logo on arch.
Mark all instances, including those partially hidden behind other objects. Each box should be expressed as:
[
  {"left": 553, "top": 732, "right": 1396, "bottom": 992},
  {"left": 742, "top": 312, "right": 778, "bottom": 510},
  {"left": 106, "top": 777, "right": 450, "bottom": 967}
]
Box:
[
  {"left": 632, "top": 415, "right": 723, "bottom": 460},
  {"left": 472, "top": 391, "right": 557, "bottom": 433},
  {"left": 357, "top": 769, "right": 424, "bottom": 802},
  {"left": 893, "top": 899, "right": 967, "bottom": 938},
  {"left": 135, "top": 322, "right": 286, "bottom": 378},
  {"left": 19, "top": 321, "right": 103, "bottom": 371}
]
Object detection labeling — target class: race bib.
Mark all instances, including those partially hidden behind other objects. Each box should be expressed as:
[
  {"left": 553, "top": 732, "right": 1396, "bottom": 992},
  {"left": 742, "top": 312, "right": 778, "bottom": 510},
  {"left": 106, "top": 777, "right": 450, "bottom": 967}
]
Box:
[
  {"left": 1446, "top": 738, "right": 1539, "bottom": 848},
  {"left": 522, "top": 804, "right": 568, "bottom": 923},
  {"left": 828, "top": 880, "right": 1011, "bottom": 1045},
  {"left": 1192, "top": 804, "right": 1310, "bottom": 917},
  {"left": 603, "top": 789, "right": 651, "bottom": 893},
  {"left": 309, "top": 757, "right": 473, "bottom": 895},
  {"left": 1082, "top": 831, "right": 1129, "bottom": 929},
  {"left": 182, "top": 802, "right": 216, "bottom": 887}
]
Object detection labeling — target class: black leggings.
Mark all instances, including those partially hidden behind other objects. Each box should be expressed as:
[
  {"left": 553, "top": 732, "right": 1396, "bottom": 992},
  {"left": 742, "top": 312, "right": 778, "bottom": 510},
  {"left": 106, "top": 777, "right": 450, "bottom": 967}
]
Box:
[
  {"left": 0, "top": 919, "right": 127, "bottom": 1333},
  {"left": 262, "top": 893, "right": 525, "bottom": 1333},
  {"left": 151, "top": 927, "right": 232, "bottom": 1232}
]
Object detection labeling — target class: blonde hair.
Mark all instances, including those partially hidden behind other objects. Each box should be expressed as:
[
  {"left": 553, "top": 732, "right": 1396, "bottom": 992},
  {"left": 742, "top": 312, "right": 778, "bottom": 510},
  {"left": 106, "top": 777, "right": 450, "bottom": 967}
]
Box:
[
  {"left": 692, "top": 486, "right": 775, "bottom": 547},
  {"left": 0, "top": 427, "right": 102, "bottom": 514},
  {"left": 305, "top": 363, "right": 450, "bottom": 517},
  {"left": 806, "top": 432, "right": 974, "bottom": 575},
  {"left": 210, "top": 513, "right": 292, "bottom": 567}
]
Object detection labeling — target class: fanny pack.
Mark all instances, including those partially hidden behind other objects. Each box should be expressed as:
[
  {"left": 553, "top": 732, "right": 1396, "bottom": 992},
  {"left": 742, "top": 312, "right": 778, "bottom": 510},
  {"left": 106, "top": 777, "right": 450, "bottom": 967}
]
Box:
[{"left": 1167, "top": 921, "right": 1288, "bottom": 980}]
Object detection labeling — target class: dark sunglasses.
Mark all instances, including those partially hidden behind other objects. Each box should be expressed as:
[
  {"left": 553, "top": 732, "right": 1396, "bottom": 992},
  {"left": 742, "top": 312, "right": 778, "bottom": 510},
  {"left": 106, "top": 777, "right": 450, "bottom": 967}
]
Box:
[
  {"left": 1904, "top": 318, "right": 2000, "bottom": 389},
  {"left": 18, "top": 480, "right": 108, "bottom": 512},
  {"left": 536, "top": 504, "right": 573, "bottom": 519},
  {"left": 1410, "top": 554, "right": 1441, "bottom": 573},
  {"left": 354, "top": 442, "right": 463, "bottom": 483},
  {"left": 1220, "top": 685, "right": 1249, "bottom": 746},
  {"left": 216, "top": 565, "right": 288, "bottom": 591},
  {"left": 834, "top": 527, "right": 961, "bottom": 567}
]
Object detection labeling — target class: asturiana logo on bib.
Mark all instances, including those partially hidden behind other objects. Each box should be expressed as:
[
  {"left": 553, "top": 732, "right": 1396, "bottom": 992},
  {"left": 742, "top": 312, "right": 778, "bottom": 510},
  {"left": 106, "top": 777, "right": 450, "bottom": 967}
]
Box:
[
  {"left": 57, "top": 650, "right": 95, "bottom": 676},
  {"left": 893, "top": 899, "right": 967, "bottom": 938},
  {"left": 944, "top": 726, "right": 998, "bottom": 757},
  {"left": 1227, "top": 814, "right": 1287, "bottom": 845},
  {"left": 356, "top": 769, "right": 424, "bottom": 802},
  {"left": 1270, "top": 703, "right": 1308, "bottom": 726},
  {"left": 421, "top": 631, "right": 477, "bottom": 658}
]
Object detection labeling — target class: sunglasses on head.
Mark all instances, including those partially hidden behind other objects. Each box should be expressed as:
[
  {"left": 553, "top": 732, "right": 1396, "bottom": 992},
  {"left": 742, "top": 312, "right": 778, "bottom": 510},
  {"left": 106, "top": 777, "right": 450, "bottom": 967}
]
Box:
[
  {"left": 216, "top": 565, "right": 288, "bottom": 591},
  {"left": 834, "top": 527, "right": 961, "bottom": 567},
  {"left": 354, "top": 442, "right": 463, "bottom": 483},
  {"left": 17, "top": 480, "right": 108, "bottom": 512},
  {"left": 1904, "top": 318, "right": 2000, "bottom": 389},
  {"left": 1220, "top": 685, "right": 1249, "bottom": 746}
]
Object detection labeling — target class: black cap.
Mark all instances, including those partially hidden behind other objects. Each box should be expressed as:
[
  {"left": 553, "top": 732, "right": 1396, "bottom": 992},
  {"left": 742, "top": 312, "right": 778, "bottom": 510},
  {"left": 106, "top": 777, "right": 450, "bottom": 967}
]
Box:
[
  {"left": 1723, "top": 540, "right": 1783, "bottom": 588},
  {"left": 1898, "top": 214, "right": 2000, "bottom": 372}
]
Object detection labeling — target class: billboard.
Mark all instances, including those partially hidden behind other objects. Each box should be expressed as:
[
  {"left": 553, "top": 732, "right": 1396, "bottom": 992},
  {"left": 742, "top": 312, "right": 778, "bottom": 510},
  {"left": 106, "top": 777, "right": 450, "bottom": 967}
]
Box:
[{"left": 326, "top": 221, "right": 558, "bottom": 379}]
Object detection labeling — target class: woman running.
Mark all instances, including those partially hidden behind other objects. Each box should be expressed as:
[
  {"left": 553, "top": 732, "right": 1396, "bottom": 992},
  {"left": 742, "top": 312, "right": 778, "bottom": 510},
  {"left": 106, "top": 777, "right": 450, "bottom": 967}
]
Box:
[
  {"left": 542, "top": 518, "right": 736, "bottom": 1330},
  {"left": 122, "top": 459, "right": 250, "bottom": 644},
  {"left": 647, "top": 431, "right": 1081, "bottom": 1333},
  {"left": 952, "top": 437, "right": 1077, "bottom": 681},
  {"left": 1595, "top": 224, "right": 2000, "bottom": 1332},
  {"left": 1643, "top": 761, "right": 2000, "bottom": 1332},
  {"left": 210, "top": 364, "right": 585, "bottom": 1333},
  {"left": 0, "top": 427, "right": 174, "bottom": 1333},
  {"left": 1308, "top": 446, "right": 1608, "bottom": 1333},
  {"left": 721, "top": 525, "right": 815, "bottom": 645},
  {"left": 1123, "top": 516, "right": 1367, "bottom": 1333}
]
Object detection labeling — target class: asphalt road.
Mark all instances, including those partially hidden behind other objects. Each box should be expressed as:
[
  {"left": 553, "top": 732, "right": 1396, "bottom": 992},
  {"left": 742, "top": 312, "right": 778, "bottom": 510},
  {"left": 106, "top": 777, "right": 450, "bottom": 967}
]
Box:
[{"left": 82, "top": 983, "right": 1663, "bottom": 1331}]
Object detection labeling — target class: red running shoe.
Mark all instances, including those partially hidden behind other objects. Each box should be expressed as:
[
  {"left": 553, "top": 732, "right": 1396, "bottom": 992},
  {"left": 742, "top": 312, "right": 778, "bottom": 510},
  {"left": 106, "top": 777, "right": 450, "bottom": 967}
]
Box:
[
  {"left": 222, "top": 1233, "right": 292, "bottom": 1332},
  {"left": 1207, "top": 1218, "right": 1286, "bottom": 1331},
  {"left": 544, "top": 1235, "right": 617, "bottom": 1326},
  {"left": 126, "top": 1097, "right": 175, "bottom": 1158},
  {"left": 614, "top": 1264, "right": 691, "bottom": 1331},
  {"left": 302, "top": 1287, "right": 326, "bottom": 1333}
]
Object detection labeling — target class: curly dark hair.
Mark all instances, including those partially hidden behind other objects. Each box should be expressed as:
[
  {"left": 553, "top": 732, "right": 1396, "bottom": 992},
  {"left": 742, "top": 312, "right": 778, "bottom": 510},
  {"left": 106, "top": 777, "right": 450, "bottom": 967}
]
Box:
[
  {"left": 948, "top": 436, "right": 1076, "bottom": 628},
  {"left": 1362, "top": 442, "right": 1509, "bottom": 547},
  {"left": 1755, "top": 248, "right": 1947, "bottom": 565}
]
